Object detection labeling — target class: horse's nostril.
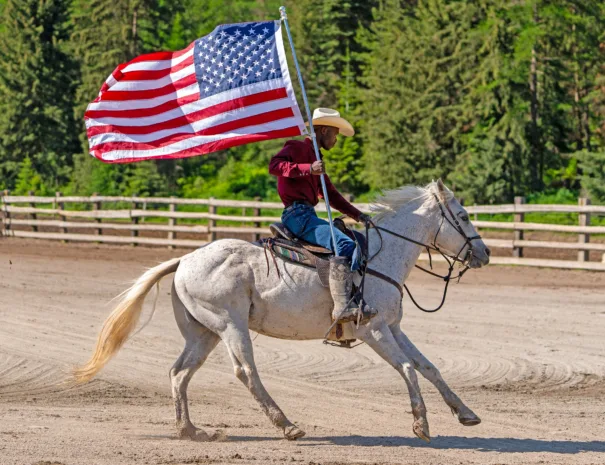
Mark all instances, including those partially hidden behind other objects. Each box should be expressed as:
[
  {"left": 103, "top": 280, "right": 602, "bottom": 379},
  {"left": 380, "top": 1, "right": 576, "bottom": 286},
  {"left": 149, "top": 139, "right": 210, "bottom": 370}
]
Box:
[{"left": 485, "top": 247, "right": 491, "bottom": 256}]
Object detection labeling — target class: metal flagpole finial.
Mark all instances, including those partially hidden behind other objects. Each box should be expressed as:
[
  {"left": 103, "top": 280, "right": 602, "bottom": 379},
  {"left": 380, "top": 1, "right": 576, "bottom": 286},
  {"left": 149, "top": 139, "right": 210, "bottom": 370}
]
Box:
[{"left": 279, "top": 6, "right": 287, "bottom": 20}]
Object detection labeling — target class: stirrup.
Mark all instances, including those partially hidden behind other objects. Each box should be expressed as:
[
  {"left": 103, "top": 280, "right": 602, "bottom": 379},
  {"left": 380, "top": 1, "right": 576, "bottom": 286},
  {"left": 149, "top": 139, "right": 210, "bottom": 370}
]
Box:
[
  {"left": 323, "top": 338, "right": 362, "bottom": 349},
  {"left": 340, "top": 296, "right": 378, "bottom": 326},
  {"left": 323, "top": 300, "right": 378, "bottom": 341},
  {"left": 355, "top": 303, "right": 378, "bottom": 326}
]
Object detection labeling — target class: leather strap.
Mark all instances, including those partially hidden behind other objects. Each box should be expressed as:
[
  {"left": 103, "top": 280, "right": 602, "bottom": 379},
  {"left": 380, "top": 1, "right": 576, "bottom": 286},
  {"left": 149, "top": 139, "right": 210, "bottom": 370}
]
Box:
[{"left": 365, "top": 267, "right": 403, "bottom": 299}]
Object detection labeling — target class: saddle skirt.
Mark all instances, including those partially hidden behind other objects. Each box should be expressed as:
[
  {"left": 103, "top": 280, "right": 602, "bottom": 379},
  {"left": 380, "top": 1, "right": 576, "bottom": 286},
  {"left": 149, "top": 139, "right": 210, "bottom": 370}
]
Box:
[{"left": 261, "top": 223, "right": 332, "bottom": 287}]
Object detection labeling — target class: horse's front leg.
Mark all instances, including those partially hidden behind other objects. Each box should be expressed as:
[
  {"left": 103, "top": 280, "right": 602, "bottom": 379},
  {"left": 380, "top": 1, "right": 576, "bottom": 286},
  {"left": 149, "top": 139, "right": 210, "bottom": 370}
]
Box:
[
  {"left": 357, "top": 321, "right": 431, "bottom": 442},
  {"left": 389, "top": 324, "right": 481, "bottom": 426}
]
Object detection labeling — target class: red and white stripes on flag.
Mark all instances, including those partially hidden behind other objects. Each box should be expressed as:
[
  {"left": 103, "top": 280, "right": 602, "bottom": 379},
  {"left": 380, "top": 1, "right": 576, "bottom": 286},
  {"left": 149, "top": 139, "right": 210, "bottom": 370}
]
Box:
[{"left": 85, "top": 20, "right": 306, "bottom": 163}]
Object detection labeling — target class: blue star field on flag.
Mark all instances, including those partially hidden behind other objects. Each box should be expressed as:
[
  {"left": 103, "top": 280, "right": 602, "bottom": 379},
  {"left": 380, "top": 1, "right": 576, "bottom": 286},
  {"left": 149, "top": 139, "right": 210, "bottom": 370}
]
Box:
[{"left": 194, "top": 21, "right": 284, "bottom": 99}]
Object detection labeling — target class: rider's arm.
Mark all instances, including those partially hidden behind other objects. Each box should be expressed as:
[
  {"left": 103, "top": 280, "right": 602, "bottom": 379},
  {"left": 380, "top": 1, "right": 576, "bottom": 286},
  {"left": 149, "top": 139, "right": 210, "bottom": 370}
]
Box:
[
  {"left": 321, "top": 175, "right": 363, "bottom": 221},
  {"left": 269, "top": 145, "right": 312, "bottom": 178}
]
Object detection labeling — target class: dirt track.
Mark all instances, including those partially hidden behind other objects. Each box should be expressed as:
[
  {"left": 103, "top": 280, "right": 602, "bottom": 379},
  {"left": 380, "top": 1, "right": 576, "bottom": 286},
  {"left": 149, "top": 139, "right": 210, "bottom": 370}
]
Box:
[{"left": 0, "top": 238, "right": 604, "bottom": 465}]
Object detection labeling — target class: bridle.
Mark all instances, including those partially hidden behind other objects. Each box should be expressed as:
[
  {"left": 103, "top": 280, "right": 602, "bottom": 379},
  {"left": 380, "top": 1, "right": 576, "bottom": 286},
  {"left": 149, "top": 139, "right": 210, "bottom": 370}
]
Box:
[{"left": 360, "top": 193, "right": 482, "bottom": 313}]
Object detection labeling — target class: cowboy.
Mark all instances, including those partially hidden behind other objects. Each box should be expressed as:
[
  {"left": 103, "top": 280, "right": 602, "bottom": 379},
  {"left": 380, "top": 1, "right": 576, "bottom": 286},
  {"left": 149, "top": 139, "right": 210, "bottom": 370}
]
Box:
[{"left": 269, "top": 108, "right": 377, "bottom": 324}]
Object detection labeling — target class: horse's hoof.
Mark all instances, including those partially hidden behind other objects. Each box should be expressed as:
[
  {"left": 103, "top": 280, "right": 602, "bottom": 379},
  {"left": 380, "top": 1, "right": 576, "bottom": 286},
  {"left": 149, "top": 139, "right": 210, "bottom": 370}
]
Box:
[
  {"left": 208, "top": 429, "right": 227, "bottom": 442},
  {"left": 460, "top": 416, "right": 481, "bottom": 426},
  {"left": 413, "top": 418, "right": 430, "bottom": 443},
  {"left": 284, "top": 425, "right": 306, "bottom": 440},
  {"left": 451, "top": 406, "right": 481, "bottom": 426},
  {"left": 177, "top": 428, "right": 197, "bottom": 440},
  {"left": 177, "top": 424, "right": 210, "bottom": 441}
]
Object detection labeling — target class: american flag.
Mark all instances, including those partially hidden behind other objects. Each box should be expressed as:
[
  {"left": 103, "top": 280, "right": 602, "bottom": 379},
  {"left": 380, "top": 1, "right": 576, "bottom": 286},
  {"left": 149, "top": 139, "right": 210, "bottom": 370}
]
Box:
[{"left": 85, "top": 20, "right": 306, "bottom": 163}]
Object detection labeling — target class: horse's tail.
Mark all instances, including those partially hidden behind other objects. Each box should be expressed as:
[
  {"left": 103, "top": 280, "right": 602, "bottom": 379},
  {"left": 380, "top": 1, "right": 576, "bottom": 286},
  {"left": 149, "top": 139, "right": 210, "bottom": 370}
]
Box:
[{"left": 72, "top": 256, "right": 182, "bottom": 384}]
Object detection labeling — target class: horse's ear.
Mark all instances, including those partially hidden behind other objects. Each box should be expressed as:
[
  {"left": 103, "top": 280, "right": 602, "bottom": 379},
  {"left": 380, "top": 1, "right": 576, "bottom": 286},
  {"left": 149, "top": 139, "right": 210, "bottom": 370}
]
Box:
[{"left": 436, "top": 178, "right": 446, "bottom": 193}]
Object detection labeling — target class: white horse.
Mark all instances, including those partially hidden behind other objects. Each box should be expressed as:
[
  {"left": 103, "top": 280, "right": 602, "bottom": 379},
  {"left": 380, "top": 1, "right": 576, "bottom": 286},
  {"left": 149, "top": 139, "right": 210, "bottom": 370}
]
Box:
[{"left": 73, "top": 180, "right": 490, "bottom": 443}]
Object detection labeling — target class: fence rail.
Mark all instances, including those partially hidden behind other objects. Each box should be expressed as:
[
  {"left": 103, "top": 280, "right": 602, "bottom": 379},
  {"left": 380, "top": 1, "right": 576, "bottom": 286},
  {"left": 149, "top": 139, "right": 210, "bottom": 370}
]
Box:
[{"left": 2, "top": 191, "right": 604, "bottom": 271}]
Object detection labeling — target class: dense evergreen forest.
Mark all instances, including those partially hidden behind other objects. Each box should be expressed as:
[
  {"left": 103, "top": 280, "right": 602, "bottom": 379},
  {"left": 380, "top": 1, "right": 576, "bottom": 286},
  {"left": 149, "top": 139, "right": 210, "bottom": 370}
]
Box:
[{"left": 0, "top": 0, "right": 603, "bottom": 204}]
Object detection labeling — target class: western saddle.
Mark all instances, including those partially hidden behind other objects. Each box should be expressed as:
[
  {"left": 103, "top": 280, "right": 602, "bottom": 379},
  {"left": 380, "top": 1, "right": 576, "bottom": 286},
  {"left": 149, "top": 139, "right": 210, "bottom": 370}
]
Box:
[{"left": 258, "top": 218, "right": 367, "bottom": 347}]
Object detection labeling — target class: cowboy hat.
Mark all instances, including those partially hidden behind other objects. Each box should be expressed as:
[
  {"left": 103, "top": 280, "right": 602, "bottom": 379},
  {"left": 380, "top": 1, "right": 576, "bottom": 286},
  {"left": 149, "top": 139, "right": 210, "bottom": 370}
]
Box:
[{"left": 306, "top": 108, "right": 355, "bottom": 137}]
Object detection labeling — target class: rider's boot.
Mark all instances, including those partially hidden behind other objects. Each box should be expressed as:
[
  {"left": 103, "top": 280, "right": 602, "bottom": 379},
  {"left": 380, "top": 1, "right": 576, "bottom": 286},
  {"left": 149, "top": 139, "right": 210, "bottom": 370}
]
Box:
[{"left": 329, "top": 256, "right": 378, "bottom": 324}]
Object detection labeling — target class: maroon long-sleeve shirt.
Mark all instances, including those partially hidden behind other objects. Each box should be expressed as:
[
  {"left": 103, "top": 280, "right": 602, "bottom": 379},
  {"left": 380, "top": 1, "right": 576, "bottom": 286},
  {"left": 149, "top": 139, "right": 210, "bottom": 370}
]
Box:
[{"left": 269, "top": 138, "right": 362, "bottom": 221}]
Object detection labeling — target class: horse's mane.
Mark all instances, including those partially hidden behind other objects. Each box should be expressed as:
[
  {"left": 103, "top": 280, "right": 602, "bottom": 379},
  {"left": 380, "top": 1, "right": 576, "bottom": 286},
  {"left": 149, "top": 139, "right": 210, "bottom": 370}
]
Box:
[{"left": 370, "top": 181, "right": 454, "bottom": 221}]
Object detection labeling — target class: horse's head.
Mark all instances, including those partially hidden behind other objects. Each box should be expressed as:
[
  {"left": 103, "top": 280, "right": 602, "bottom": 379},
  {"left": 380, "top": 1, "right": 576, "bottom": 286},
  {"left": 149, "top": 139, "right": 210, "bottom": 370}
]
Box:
[
  {"left": 431, "top": 179, "right": 490, "bottom": 269},
  {"left": 371, "top": 180, "right": 490, "bottom": 269}
]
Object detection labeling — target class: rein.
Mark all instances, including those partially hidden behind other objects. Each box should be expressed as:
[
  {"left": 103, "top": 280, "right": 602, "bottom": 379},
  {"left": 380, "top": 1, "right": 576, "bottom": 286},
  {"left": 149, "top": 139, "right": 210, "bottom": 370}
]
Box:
[{"left": 362, "top": 194, "right": 481, "bottom": 313}]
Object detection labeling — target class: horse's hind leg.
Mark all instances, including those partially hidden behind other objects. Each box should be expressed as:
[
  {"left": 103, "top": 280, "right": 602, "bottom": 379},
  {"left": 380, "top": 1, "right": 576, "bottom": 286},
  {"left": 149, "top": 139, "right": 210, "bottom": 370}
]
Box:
[
  {"left": 170, "top": 284, "right": 220, "bottom": 440},
  {"left": 390, "top": 325, "right": 481, "bottom": 426},
  {"left": 221, "top": 322, "right": 305, "bottom": 440}
]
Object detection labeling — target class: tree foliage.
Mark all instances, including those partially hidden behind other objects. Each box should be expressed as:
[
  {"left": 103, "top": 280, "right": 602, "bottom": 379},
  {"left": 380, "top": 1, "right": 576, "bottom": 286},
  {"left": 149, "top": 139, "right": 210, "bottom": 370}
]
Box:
[
  {"left": 0, "top": 0, "right": 604, "bottom": 205},
  {"left": 0, "top": 0, "right": 79, "bottom": 190},
  {"left": 359, "top": 0, "right": 605, "bottom": 203}
]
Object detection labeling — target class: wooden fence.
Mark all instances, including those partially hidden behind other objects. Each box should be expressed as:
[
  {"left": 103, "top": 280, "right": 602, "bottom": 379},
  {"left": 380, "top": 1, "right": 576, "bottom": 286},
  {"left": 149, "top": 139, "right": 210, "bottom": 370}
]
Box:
[{"left": 2, "top": 191, "right": 605, "bottom": 271}]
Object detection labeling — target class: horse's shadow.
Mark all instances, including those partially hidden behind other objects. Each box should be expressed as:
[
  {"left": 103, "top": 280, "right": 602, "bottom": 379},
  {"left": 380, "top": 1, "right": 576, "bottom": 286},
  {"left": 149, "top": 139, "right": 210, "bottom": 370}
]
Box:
[
  {"left": 288, "top": 435, "right": 605, "bottom": 454},
  {"left": 138, "top": 433, "right": 605, "bottom": 454}
]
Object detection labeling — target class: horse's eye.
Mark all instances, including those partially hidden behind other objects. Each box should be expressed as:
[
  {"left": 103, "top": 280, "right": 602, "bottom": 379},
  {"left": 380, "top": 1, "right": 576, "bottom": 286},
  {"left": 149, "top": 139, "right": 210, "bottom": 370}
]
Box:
[{"left": 460, "top": 215, "right": 469, "bottom": 222}]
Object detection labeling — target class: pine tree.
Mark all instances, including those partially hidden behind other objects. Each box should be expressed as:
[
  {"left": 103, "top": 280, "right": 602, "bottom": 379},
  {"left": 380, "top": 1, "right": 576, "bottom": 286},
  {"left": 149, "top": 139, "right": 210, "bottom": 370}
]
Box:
[
  {"left": 70, "top": 0, "right": 172, "bottom": 196},
  {"left": 576, "top": 150, "right": 605, "bottom": 201},
  {"left": 573, "top": 1, "right": 605, "bottom": 202},
  {"left": 71, "top": 0, "right": 162, "bottom": 122},
  {"left": 14, "top": 157, "right": 51, "bottom": 195},
  {"left": 281, "top": 0, "right": 376, "bottom": 196},
  {"left": 359, "top": 0, "right": 605, "bottom": 203},
  {"left": 449, "top": 0, "right": 533, "bottom": 203},
  {"left": 287, "top": 0, "right": 377, "bottom": 109},
  {"left": 0, "top": 0, "right": 79, "bottom": 189},
  {"left": 360, "top": 0, "right": 491, "bottom": 192}
]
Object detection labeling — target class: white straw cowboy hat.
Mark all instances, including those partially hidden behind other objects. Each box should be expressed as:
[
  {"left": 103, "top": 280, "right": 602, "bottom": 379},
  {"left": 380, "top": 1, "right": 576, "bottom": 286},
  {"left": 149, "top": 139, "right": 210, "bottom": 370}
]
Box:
[{"left": 306, "top": 108, "right": 355, "bottom": 137}]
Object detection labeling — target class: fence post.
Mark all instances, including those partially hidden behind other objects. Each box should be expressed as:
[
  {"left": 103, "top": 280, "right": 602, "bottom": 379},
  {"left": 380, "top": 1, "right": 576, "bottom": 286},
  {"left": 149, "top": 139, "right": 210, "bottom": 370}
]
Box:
[
  {"left": 131, "top": 194, "right": 139, "bottom": 246},
  {"left": 168, "top": 196, "right": 176, "bottom": 249},
  {"left": 142, "top": 200, "right": 147, "bottom": 223},
  {"left": 578, "top": 197, "right": 591, "bottom": 262},
  {"left": 28, "top": 190, "right": 37, "bottom": 232},
  {"left": 56, "top": 192, "right": 67, "bottom": 242},
  {"left": 92, "top": 193, "right": 102, "bottom": 236},
  {"left": 208, "top": 197, "right": 216, "bottom": 242},
  {"left": 253, "top": 196, "right": 262, "bottom": 242},
  {"left": 513, "top": 196, "right": 525, "bottom": 258},
  {"left": 2, "top": 189, "right": 9, "bottom": 236}
]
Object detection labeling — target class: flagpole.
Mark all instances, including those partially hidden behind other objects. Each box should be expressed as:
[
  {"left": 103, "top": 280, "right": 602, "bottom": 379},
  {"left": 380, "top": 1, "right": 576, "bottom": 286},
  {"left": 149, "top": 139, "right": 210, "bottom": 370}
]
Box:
[{"left": 279, "top": 6, "right": 339, "bottom": 254}]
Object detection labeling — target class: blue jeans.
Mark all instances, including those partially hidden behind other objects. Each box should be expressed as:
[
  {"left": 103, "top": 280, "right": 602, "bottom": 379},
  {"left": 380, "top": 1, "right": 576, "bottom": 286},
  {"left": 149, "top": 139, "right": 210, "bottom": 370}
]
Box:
[{"left": 282, "top": 204, "right": 361, "bottom": 271}]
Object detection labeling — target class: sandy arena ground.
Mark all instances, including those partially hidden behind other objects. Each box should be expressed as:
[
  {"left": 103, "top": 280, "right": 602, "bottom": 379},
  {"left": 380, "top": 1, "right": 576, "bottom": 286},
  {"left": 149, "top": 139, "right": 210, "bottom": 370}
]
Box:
[{"left": 0, "top": 238, "right": 604, "bottom": 465}]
